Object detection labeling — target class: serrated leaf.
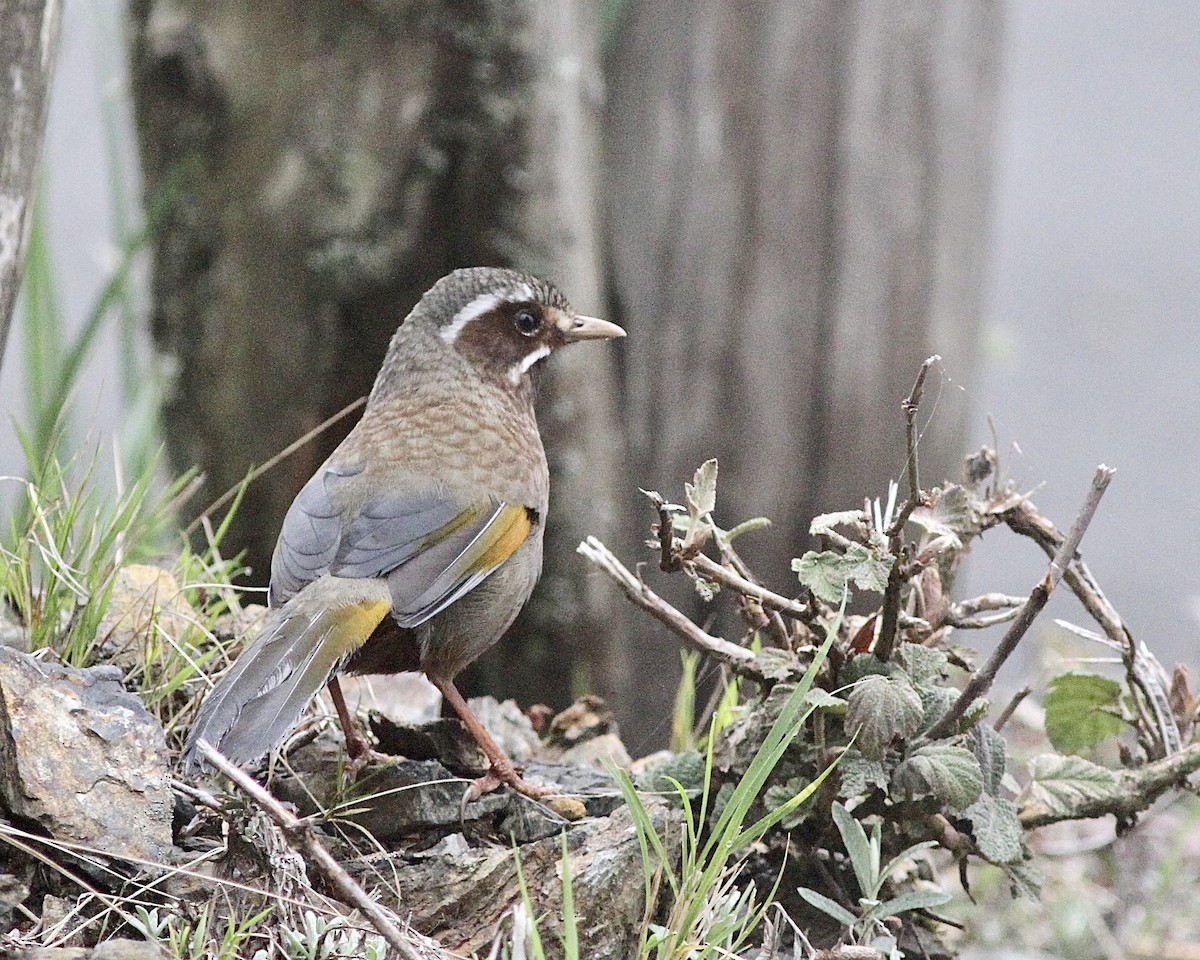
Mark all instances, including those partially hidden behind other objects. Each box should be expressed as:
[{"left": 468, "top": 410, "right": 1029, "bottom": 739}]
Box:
[
  {"left": 1026, "top": 753, "right": 1118, "bottom": 816},
  {"left": 792, "top": 544, "right": 892, "bottom": 604},
  {"left": 894, "top": 643, "right": 949, "bottom": 688},
  {"left": 963, "top": 792, "right": 1025, "bottom": 863},
  {"left": 846, "top": 675, "right": 924, "bottom": 759},
  {"left": 967, "top": 724, "right": 1008, "bottom": 796},
  {"left": 909, "top": 484, "right": 983, "bottom": 547},
  {"left": 809, "top": 510, "right": 867, "bottom": 537},
  {"left": 685, "top": 459, "right": 718, "bottom": 516},
  {"left": 1044, "top": 672, "right": 1125, "bottom": 753},
  {"left": 917, "top": 686, "right": 958, "bottom": 734},
  {"left": 837, "top": 753, "right": 891, "bottom": 799},
  {"left": 893, "top": 743, "right": 984, "bottom": 810},
  {"left": 796, "top": 887, "right": 858, "bottom": 929}
]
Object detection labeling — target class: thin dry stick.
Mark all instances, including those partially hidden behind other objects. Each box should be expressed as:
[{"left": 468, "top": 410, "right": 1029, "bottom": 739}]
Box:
[
  {"left": 578, "top": 537, "right": 785, "bottom": 684},
  {"left": 196, "top": 741, "right": 426, "bottom": 960},
  {"left": 993, "top": 686, "right": 1032, "bottom": 732},
  {"left": 923, "top": 465, "right": 1114, "bottom": 741},
  {"left": 687, "top": 553, "right": 810, "bottom": 620},
  {"left": 876, "top": 355, "right": 940, "bottom": 661},
  {"left": 184, "top": 397, "right": 367, "bottom": 537}
]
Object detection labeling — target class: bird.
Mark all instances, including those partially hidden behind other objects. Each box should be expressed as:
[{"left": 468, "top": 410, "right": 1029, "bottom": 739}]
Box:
[{"left": 182, "top": 267, "right": 625, "bottom": 799}]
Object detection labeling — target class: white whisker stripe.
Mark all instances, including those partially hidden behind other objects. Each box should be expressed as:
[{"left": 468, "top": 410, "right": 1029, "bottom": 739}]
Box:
[{"left": 509, "top": 344, "right": 551, "bottom": 384}]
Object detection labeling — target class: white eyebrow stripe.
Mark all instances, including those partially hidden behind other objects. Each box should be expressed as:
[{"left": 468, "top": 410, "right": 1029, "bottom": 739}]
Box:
[
  {"left": 439, "top": 283, "right": 538, "bottom": 345},
  {"left": 509, "top": 344, "right": 551, "bottom": 385},
  {"left": 441, "top": 293, "right": 503, "bottom": 344}
]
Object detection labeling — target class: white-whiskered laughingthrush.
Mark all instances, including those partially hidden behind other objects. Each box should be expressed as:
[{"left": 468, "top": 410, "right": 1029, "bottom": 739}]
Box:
[{"left": 182, "top": 267, "right": 625, "bottom": 798}]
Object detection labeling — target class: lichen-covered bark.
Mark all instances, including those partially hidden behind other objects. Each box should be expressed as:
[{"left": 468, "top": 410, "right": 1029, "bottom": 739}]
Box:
[{"left": 0, "top": 0, "right": 61, "bottom": 366}]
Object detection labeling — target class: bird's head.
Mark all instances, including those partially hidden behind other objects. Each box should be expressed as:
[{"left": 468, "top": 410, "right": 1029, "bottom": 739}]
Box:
[{"left": 417, "top": 267, "right": 625, "bottom": 388}]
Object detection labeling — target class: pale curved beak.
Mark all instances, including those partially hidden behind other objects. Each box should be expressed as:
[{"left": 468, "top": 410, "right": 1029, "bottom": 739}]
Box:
[{"left": 561, "top": 314, "right": 626, "bottom": 341}]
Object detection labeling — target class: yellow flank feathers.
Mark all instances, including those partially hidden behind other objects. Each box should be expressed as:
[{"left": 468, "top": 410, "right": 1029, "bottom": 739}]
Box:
[
  {"left": 425, "top": 501, "right": 488, "bottom": 546},
  {"left": 324, "top": 598, "right": 392, "bottom": 657},
  {"left": 473, "top": 504, "right": 531, "bottom": 572}
]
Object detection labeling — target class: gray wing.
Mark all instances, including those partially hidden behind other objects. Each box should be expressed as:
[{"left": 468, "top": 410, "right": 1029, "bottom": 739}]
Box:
[
  {"left": 270, "top": 462, "right": 459, "bottom": 606},
  {"left": 269, "top": 462, "right": 524, "bottom": 627}
]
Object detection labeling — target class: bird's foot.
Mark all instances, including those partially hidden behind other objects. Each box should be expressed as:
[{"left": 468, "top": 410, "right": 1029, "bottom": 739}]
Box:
[
  {"left": 344, "top": 744, "right": 393, "bottom": 781},
  {"left": 465, "top": 761, "right": 554, "bottom": 803}
]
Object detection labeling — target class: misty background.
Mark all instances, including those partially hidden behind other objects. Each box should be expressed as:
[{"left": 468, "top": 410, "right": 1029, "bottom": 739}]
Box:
[{"left": 1, "top": 1, "right": 1197, "bottom": 684}]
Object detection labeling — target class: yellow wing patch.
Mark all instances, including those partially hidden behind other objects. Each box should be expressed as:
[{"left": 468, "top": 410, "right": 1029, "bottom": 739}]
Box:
[{"left": 472, "top": 504, "right": 532, "bottom": 572}]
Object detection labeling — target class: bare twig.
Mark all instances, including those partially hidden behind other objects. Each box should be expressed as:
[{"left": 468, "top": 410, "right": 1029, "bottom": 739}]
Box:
[
  {"left": 875, "top": 357, "right": 940, "bottom": 662},
  {"left": 900, "top": 355, "right": 939, "bottom": 511},
  {"left": 993, "top": 686, "right": 1032, "bottom": 732},
  {"left": 945, "top": 593, "right": 1028, "bottom": 629},
  {"left": 923, "top": 465, "right": 1114, "bottom": 741},
  {"left": 578, "top": 537, "right": 788, "bottom": 684},
  {"left": 715, "top": 537, "right": 796, "bottom": 647},
  {"left": 185, "top": 397, "right": 367, "bottom": 536},
  {"left": 195, "top": 741, "right": 427, "bottom": 960},
  {"left": 1020, "top": 739, "right": 1200, "bottom": 829},
  {"left": 687, "top": 553, "right": 810, "bottom": 620}
]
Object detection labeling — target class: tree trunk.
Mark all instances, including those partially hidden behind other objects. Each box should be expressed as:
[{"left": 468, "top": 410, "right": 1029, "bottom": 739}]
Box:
[
  {"left": 0, "top": 0, "right": 62, "bottom": 367},
  {"left": 128, "top": 0, "right": 624, "bottom": 719},
  {"left": 604, "top": 0, "right": 1002, "bottom": 739}
]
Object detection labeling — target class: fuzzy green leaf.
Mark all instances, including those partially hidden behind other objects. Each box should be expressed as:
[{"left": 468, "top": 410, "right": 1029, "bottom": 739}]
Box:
[
  {"left": 869, "top": 889, "right": 952, "bottom": 921},
  {"left": 831, "top": 802, "right": 876, "bottom": 898},
  {"left": 1044, "top": 672, "right": 1125, "bottom": 753},
  {"left": 893, "top": 743, "right": 984, "bottom": 811},
  {"left": 796, "top": 887, "right": 858, "bottom": 929},
  {"left": 894, "top": 643, "right": 949, "bottom": 688},
  {"left": 1026, "top": 753, "right": 1118, "bottom": 816},
  {"left": 917, "top": 686, "right": 958, "bottom": 734},
  {"left": 763, "top": 777, "right": 814, "bottom": 830},
  {"left": 845, "top": 674, "right": 923, "bottom": 759},
  {"left": 837, "top": 753, "right": 891, "bottom": 799},
  {"left": 963, "top": 792, "right": 1025, "bottom": 864},
  {"left": 792, "top": 544, "right": 892, "bottom": 603},
  {"left": 968, "top": 724, "right": 1008, "bottom": 796}
]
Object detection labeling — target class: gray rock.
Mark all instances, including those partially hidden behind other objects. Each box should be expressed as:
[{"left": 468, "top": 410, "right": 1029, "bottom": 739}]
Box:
[
  {"left": 361, "top": 799, "right": 683, "bottom": 960},
  {"left": 0, "top": 647, "right": 172, "bottom": 863}
]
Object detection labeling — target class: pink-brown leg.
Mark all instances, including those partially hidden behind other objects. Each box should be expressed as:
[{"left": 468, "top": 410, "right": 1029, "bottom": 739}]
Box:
[
  {"left": 432, "top": 677, "right": 553, "bottom": 801},
  {"left": 327, "top": 676, "right": 386, "bottom": 777}
]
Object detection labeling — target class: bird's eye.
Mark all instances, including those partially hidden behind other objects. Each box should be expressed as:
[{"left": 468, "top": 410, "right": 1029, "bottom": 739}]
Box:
[{"left": 514, "top": 308, "right": 542, "bottom": 336}]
